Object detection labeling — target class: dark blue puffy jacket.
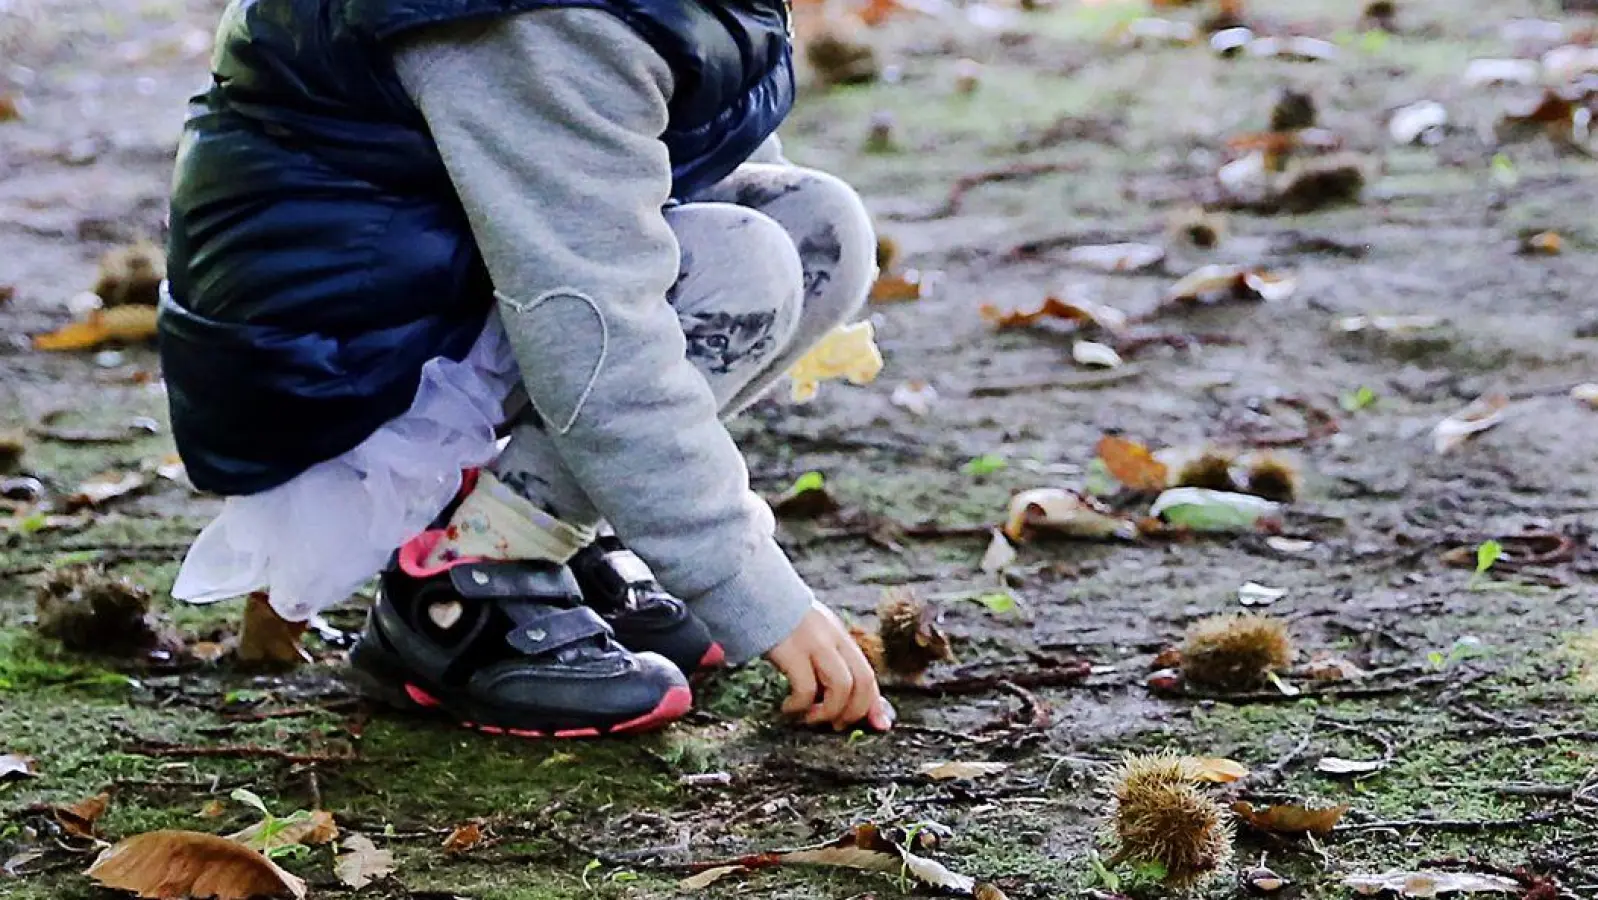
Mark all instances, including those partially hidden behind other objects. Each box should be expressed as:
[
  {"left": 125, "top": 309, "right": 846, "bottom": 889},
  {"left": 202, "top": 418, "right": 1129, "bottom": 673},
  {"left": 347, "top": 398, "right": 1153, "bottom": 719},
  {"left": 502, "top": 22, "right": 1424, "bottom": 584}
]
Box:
[{"left": 160, "top": 0, "right": 794, "bottom": 495}]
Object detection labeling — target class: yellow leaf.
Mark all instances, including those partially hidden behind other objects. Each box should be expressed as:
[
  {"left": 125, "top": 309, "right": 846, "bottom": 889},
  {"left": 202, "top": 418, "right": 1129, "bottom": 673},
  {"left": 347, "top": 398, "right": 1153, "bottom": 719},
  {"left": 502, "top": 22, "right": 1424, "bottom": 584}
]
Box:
[
  {"left": 788, "top": 321, "right": 883, "bottom": 402},
  {"left": 1231, "top": 801, "right": 1350, "bottom": 835},
  {"left": 1096, "top": 435, "right": 1170, "bottom": 492},
  {"left": 86, "top": 830, "right": 307, "bottom": 900},
  {"left": 34, "top": 306, "right": 158, "bottom": 352},
  {"left": 1191, "top": 757, "right": 1249, "bottom": 783},
  {"left": 237, "top": 593, "right": 310, "bottom": 667}
]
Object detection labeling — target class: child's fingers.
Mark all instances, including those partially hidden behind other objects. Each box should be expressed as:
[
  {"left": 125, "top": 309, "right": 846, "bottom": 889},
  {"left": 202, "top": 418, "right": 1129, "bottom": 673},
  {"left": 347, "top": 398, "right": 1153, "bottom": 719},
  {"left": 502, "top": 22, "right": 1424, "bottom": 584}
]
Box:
[
  {"left": 772, "top": 647, "right": 818, "bottom": 716},
  {"left": 803, "top": 648, "right": 854, "bottom": 725},
  {"left": 832, "top": 640, "right": 880, "bottom": 729},
  {"left": 866, "top": 697, "right": 896, "bottom": 732}
]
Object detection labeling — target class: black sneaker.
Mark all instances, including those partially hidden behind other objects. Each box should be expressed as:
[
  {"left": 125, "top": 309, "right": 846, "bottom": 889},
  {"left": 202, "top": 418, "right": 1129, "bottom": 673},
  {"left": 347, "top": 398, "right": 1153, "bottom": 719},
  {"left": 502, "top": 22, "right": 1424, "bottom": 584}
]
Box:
[
  {"left": 348, "top": 530, "right": 690, "bottom": 738},
  {"left": 568, "top": 535, "right": 724, "bottom": 676}
]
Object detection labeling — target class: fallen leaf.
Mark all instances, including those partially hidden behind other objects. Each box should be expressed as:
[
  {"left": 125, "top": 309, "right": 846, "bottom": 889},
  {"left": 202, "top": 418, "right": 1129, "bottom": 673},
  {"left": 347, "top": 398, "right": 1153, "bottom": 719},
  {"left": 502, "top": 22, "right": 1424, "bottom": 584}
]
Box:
[
  {"left": 86, "top": 830, "right": 307, "bottom": 900},
  {"left": 1265, "top": 536, "right": 1314, "bottom": 553},
  {"left": 979, "top": 528, "right": 1017, "bottom": 574},
  {"left": 189, "top": 641, "right": 232, "bottom": 663},
  {"left": 1064, "top": 242, "right": 1165, "bottom": 274},
  {"left": 870, "top": 270, "right": 935, "bottom": 303},
  {"left": 1231, "top": 801, "right": 1350, "bottom": 835},
  {"left": 441, "top": 823, "right": 483, "bottom": 854},
  {"left": 1096, "top": 435, "right": 1170, "bottom": 492},
  {"left": 919, "top": 761, "right": 1011, "bottom": 781},
  {"left": 4, "top": 850, "right": 45, "bottom": 876},
  {"left": 1432, "top": 393, "right": 1509, "bottom": 454},
  {"left": 1238, "top": 582, "right": 1286, "bottom": 607},
  {"left": 681, "top": 865, "right": 746, "bottom": 890},
  {"left": 197, "top": 800, "right": 228, "bottom": 819},
  {"left": 974, "top": 884, "right": 1012, "bottom": 900},
  {"left": 1337, "top": 314, "right": 1446, "bottom": 337},
  {"left": 1072, "top": 340, "right": 1123, "bottom": 368},
  {"left": 1246, "top": 35, "right": 1338, "bottom": 61},
  {"left": 1164, "top": 264, "right": 1295, "bottom": 305},
  {"left": 334, "top": 834, "right": 395, "bottom": 890},
  {"left": 781, "top": 823, "right": 976, "bottom": 893},
  {"left": 67, "top": 470, "right": 151, "bottom": 509},
  {"left": 229, "top": 809, "right": 338, "bottom": 852},
  {"left": 979, "top": 295, "right": 1128, "bottom": 334},
  {"left": 34, "top": 305, "right": 159, "bottom": 352},
  {"left": 789, "top": 321, "right": 884, "bottom": 402},
  {"left": 237, "top": 593, "right": 311, "bottom": 667},
  {"left": 0, "top": 753, "right": 38, "bottom": 781},
  {"left": 1390, "top": 100, "right": 1448, "bottom": 145},
  {"left": 1191, "top": 757, "right": 1250, "bottom": 783},
  {"left": 1345, "top": 870, "right": 1522, "bottom": 896},
  {"left": 56, "top": 792, "right": 111, "bottom": 840},
  {"left": 1571, "top": 383, "right": 1598, "bottom": 408},
  {"left": 1305, "top": 652, "right": 1369, "bottom": 682},
  {"left": 1463, "top": 58, "right": 1541, "bottom": 86},
  {"left": 1519, "top": 230, "right": 1562, "bottom": 255},
  {"left": 1151, "top": 488, "right": 1282, "bottom": 533},
  {"left": 1316, "top": 757, "right": 1387, "bottom": 776},
  {"left": 1003, "top": 488, "right": 1138, "bottom": 542},
  {"left": 890, "top": 380, "right": 939, "bottom": 416},
  {"left": 967, "top": 591, "right": 1018, "bottom": 616}
]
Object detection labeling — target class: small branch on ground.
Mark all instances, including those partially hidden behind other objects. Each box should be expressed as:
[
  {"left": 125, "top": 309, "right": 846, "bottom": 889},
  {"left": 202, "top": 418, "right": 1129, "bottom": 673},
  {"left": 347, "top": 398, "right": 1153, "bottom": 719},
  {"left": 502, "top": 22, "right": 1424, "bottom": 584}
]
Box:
[
  {"left": 887, "top": 659, "right": 1093, "bottom": 697},
  {"left": 969, "top": 366, "right": 1144, "bottom": 397},
  {"left": 123, "top": 739, "right": 354, "bottom": 765},
  {"left": 1337, "top": 810, "right": 1564, "bottom": 834},
  {"left": 902, "top": 161, "right": 1085, "bottom": 221}
]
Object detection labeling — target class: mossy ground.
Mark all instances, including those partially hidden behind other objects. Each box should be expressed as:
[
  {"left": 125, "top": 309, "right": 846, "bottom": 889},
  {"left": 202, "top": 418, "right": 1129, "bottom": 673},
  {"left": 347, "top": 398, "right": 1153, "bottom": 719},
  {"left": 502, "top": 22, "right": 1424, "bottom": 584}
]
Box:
[{"left": 5, "top": 0, "right": 1598, "bottom": 897}]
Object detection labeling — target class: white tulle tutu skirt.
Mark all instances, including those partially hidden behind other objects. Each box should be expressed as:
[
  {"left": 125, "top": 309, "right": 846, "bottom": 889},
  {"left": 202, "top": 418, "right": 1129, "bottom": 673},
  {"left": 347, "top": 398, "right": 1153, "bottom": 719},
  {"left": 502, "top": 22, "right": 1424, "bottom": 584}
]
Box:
[{"left": 171, "top": 315, "right": 518, "bottom": 621}]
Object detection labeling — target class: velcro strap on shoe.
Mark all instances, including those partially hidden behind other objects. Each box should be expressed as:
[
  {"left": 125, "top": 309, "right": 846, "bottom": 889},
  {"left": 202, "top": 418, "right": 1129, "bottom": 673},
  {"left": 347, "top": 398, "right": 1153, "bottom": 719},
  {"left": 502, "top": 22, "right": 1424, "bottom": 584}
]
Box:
[
  {"left": 603, "top": 550, "right": 657, "bottom": 585},
  {"left": 449, "top": 561, "right": 583, "bottom": 602},
  {"left": 503, "top": 605, "right": 611, "bottom": 656}
]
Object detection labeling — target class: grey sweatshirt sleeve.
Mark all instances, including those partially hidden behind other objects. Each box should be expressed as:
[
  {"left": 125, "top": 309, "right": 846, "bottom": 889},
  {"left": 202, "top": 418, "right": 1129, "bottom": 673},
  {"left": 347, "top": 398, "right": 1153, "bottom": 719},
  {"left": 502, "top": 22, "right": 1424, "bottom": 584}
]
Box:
[{"left": 392, "top": 9, "right": 814, "bottom": 663}]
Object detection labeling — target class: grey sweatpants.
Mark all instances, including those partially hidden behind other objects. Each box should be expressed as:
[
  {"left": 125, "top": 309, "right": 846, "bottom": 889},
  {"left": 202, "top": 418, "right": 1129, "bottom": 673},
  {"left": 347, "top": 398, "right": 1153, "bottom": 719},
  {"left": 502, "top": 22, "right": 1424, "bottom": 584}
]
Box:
[{"left": 493, "top": 162, "right": 877, "bottom": 524}]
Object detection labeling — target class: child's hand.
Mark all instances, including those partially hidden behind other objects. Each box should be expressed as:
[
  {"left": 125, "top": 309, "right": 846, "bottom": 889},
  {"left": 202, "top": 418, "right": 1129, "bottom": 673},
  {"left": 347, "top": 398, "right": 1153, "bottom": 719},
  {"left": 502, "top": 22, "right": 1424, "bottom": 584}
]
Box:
[{"left": 766, "top": 601, "right": 895, "bottom": 732}]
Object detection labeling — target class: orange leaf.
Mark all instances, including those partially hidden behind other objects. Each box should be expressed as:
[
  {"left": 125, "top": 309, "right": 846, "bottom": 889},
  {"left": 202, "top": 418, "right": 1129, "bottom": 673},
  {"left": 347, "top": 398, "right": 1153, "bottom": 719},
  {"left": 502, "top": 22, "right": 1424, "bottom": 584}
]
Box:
[
  {"left": 56, "top": 792, "right": 111, "bottom": 840},
  {"left": 86, "top": 830, "right": 307, "bottom": 900},
  {"left": 869, "top": 271, "right": 929, "bottom": 303},
  {"left": 980, "top": 296, "right": 1126, "bottom": 333},
  {"left": 34, "top": 306, "right": 158, "bottom": 352},
  {"left": 1096, "top": 435, "right": 1170, "bottom": 492},
  {"left": 442, "top": 823, "right": 484, "bottom": 854},
  {"left": 1231, "top": 801, "right": 1349, "bottom": 835},
  {"left": 858, "top": 0, "right": 903, "bottom": 27}
]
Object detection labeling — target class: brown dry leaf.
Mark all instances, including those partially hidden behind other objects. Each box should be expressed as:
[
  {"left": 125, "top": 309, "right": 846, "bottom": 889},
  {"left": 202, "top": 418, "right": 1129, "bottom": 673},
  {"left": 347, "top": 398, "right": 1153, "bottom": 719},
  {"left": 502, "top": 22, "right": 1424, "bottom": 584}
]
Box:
[
  {"left": 780, "top": 823, "right": 975, "bottom": 893},
  {"left": 0, "top": 93, "right": 21, "bottom": 122},
  {"left": 870, "top": 270, "right": 934, "bottom": 302},
  {"left": 1191, "top": 758, "right": 1249, "bottom": 784},
  {"left": 1432, "top": 393, "right": 1509, "bottom": 454},
  {"left": 197, "top": 800, "right": 228, "bottom": 819},
  {"left": 979, "top": 295, "right": 1127, "bottom": 334},
  {"left": 1305, "top": 652, "right": 1368, "bottom": 682},
  {"left": 1231, "top": 801, "right": 1350, "bottom": 835},
  {"left": 34, "top": 305, "right": 159, "bottom": 352},
  {"left": 56, "top": 792, "right": 111, "bottom": 840},
  {"left": 86, "top": 830, "right": 307, "bottom": 900},
  {"left": 1096, "top": 435, "right": 1170, "bottom": 492},
  {"left": 680, "top": 865, "right": 746, "bottom": 890},
  {"left": 1165, "top": 264, "right": 1297, "bottom": 305},
  {"left": 1003, "top": 488, "right": 1138, "bottom": 542},
  {"left": 0, "top": 753, "right": 38, "bottom": 781},
  {"left": 441, "top": 823, "right": 484, "bottom": 854},
  {"left": 189, "top": 641, "right": 232, "bottom": 663},
  {"left": 919, "top": 761, "right": 1011, "bottom": 781},
  {"left": 237, "top": 593, "right": 311, "bottom": 667},
  {"left": 66, "top": 470, "right": 151, "bottom": 510},
  {"left": 229, "top": 809, "right": 338, "bottom": 852},
  {"left": 334, "top": 834, "right": 395, "bottom": 890},
  {"left": 974, "top": 884, "right": 1012, "bottom": 900}
]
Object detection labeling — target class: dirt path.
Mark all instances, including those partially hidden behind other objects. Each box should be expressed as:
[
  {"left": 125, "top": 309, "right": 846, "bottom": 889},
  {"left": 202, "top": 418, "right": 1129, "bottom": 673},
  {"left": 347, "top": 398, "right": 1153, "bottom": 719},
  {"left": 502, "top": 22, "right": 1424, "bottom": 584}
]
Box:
[{"left": 3, "top": 1, "right": 1597, "bottom": 898}]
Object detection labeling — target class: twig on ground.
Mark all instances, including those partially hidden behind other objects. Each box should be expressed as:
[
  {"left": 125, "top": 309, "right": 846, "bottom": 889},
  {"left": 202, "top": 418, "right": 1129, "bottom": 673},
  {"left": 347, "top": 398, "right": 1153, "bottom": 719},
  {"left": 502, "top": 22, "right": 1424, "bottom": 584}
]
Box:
[
  {"left": 123, "top": 740, "right": 354, "bottom": 765},
  {"left": 904, "top": 161, "right": 1085, "bottom": 221},
  {"left": 1336, "top": 810, "right": 1563, "bottom": 834},
  {"left": 1185, "top": 673, "right": 1454, "bottom": 704},
  {"left": 969, "top": 366, "right": 1143, "bottom": 397},
  {"left": 1498, "top": 730, "right": 1598, "bottom": 749},
  {"left": 1239, "top": 718, "right": 1317, "bottom": 792},
  {"left": 887, "top": 660, "right": 1093, "bottom": 697}
]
